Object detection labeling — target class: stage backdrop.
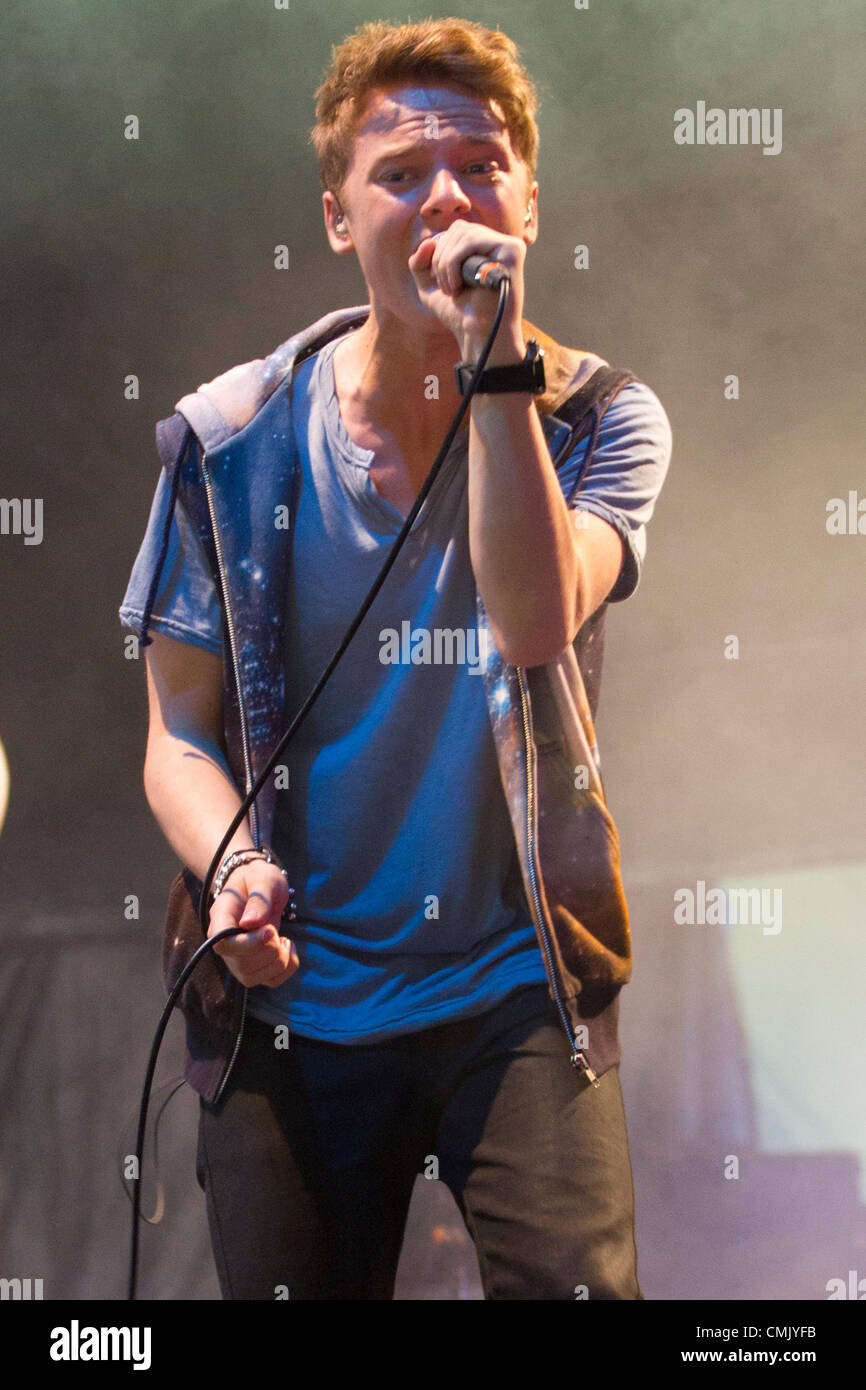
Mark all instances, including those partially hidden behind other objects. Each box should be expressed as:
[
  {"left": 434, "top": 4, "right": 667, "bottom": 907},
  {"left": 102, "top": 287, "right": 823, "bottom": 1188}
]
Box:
[{"left": 0, "top": 0, "right": 863, "bottom": 1300}]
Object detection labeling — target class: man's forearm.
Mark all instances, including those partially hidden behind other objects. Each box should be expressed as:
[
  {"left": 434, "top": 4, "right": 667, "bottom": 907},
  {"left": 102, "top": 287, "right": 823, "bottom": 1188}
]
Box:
[
  {"left": 464, "top": 338, "right": 580, "bottom": 667},
  {"left": 143, "top": 734, "right": 256, "bottom": 882}
]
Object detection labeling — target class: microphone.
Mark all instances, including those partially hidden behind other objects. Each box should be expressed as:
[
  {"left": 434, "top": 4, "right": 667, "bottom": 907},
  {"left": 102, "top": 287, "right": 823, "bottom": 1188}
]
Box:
[{"left": 461, "top": 255, "right": 511, "bottom": 290}]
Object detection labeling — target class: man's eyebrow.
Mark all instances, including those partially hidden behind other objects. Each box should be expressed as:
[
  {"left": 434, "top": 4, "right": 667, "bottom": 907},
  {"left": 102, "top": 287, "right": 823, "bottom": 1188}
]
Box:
[{"left": 371, "top": 134, "right": 509, "bottom": 165}]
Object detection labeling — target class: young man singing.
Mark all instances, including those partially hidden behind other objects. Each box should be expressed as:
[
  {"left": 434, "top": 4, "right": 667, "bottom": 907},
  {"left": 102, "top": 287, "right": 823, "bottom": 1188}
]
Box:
[{"left": 120, "top": 17, "right": 671, "bottom": 1300}]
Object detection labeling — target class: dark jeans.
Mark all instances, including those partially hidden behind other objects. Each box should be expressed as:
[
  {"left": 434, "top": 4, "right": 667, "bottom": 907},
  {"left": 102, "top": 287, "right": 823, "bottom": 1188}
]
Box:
[{"left": 195, "top": 983, "right": 643, "bottom": 1300}]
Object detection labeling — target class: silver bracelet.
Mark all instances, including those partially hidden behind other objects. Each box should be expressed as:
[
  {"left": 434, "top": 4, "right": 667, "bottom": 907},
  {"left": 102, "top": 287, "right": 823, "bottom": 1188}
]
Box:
[{"left": 210, "top": 846, "right": 296, "bottom": 919}]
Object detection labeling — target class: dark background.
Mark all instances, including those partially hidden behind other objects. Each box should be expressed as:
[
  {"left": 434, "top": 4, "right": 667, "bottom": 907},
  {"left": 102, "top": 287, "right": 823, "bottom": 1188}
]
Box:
[{"left": 0, "top": 0, "right": 863, "bottom": 1299}]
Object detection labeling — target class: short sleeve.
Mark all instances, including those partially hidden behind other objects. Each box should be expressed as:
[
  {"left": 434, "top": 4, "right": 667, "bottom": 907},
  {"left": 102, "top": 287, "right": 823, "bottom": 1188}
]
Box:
[
  {"left": 556, "top": 380, "right": 672, "bottom": 603},
  {"left": 118, "top": 465, "right": 224, "bottom": 653}
]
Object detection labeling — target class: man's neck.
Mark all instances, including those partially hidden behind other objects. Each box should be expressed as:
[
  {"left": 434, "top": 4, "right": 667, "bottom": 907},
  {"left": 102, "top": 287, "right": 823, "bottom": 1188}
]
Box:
[{"left": 332, "top": 306, "right": 481, "bottom": 448}]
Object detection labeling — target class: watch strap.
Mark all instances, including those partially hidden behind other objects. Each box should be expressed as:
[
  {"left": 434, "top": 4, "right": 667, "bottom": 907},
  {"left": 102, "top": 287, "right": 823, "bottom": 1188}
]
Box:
[{"left": 454, "top": 338, "right": 546, "bottom": 396}]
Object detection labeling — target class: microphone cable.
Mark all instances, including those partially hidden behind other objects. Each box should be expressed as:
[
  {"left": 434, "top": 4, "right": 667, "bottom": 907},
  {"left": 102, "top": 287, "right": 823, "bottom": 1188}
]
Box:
[{"left": 127, "top": 272, "right": 510, "bottom": 1300}]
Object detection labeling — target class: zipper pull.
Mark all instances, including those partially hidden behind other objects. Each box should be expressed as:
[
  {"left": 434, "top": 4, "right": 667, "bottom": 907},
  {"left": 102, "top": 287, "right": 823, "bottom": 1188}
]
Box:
[{"left": 571, "top": 1046, "right": 600, "bottom": 1088}]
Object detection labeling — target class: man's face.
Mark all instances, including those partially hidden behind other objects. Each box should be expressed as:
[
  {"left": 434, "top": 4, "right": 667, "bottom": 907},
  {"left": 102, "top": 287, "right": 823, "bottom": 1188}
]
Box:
[{"left": 323, "top": 83, "right": 537, "bottom": 333}]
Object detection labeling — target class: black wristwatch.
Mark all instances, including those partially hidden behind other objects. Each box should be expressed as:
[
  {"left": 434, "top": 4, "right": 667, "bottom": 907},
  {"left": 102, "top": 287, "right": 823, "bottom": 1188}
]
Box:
[{"left": 454, "top": 338, "right": 546, "bottom": 396}]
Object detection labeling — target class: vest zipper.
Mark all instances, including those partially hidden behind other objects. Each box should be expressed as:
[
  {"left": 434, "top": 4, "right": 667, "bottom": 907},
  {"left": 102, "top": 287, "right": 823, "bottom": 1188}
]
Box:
[
  {"left": 200, "top": 451, "right": 261, "bottom": 850},
  {"left": 515, "top": 665, "right": 599, "bottom": 1087},
  {"left": 200, "top": 449, "right": 256, "bottom": 1102}
]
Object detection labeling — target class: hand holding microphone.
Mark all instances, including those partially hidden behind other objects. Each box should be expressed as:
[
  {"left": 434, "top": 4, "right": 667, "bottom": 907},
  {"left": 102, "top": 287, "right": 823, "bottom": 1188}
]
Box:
[
  {"left": 409, "top": 227, "right": 511, "bottom": 292},
  {"left": 407, "top": 220, "right": 529, "bottom": 358}
]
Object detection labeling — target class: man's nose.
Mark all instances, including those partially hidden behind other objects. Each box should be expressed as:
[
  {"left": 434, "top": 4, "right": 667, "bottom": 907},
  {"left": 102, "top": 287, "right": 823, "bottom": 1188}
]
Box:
[{"left": 420, "top": 165, "right": 472, "bottom": 218}]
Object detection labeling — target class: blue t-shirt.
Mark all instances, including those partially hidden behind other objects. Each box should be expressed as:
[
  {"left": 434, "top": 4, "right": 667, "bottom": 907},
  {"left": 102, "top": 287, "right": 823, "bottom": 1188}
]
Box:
[{"left": 120, "top": 332, "right": 671, "bottom": 1044}]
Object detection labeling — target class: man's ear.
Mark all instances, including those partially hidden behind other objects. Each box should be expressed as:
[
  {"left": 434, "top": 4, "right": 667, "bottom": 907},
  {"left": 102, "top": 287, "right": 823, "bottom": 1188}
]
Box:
[
  {"left": 523, "top": 179, "right": 539, "bottom": 247},
  {"left": 323, "top": 189, "right": 354, "bottom": 255}
]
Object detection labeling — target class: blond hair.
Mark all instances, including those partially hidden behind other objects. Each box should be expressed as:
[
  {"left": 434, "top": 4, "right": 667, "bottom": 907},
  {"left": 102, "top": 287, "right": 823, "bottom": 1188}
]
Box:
[{"left": 310, "top": 18, "right": 540, "bottom": 201}]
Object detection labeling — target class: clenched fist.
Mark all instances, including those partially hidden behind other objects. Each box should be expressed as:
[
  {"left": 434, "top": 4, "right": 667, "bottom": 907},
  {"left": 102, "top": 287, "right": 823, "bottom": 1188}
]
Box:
[{"left": 208, "top": 859, "right": 300, "bottom": 989}]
